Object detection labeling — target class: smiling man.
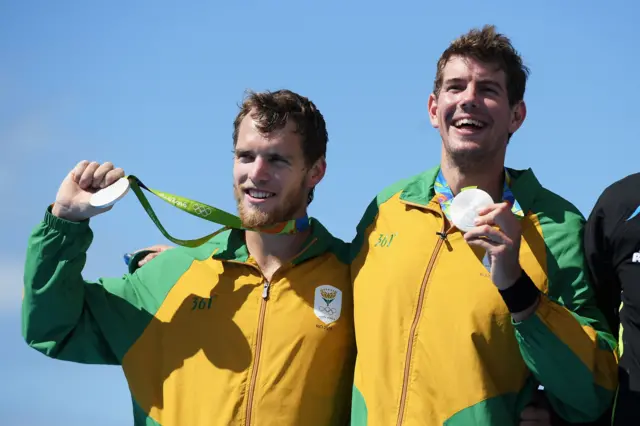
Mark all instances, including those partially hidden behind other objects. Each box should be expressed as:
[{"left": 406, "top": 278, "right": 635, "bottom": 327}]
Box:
[
  {"left": 21, "top": 90, "right": 356, "bottom": 426},
  {"left": 349, "top": 25, "right": 618, "bottom": 425},
  {"left": 123, "top": 27, "right": 619, "bottom": 426}
]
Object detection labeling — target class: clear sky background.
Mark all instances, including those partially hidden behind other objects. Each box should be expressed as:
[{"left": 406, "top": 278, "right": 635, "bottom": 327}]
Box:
[{"left": 1, "top": 0, "right": 638, "bottom": 424}]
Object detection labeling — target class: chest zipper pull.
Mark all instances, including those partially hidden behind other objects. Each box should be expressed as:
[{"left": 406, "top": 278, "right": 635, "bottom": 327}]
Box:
[{"left": 262, "top": 281, "right": 271, "bottom": 299}]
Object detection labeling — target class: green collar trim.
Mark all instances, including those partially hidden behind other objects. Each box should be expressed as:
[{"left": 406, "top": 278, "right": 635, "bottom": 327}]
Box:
[
  {"left": 398, "top": 165, "right": 541, "bottom": 216},
  {"left": 210, "top": 217, "right": 336, "bottom": 265}
]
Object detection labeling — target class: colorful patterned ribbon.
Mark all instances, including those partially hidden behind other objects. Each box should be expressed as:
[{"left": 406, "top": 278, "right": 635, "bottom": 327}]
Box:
[{"left": 434, "top": 169, "right": 523, "bottom": 221}]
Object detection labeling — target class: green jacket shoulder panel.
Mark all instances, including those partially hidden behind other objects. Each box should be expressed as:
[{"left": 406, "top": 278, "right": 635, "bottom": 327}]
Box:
[
  {"left": 350, "top": 166, "right": 440, "bottom": 260},
  {"left": 524, "top": 178, "right": 588, "bottom": 307},
  {"left": 295, "top": 218, "right": 350, "bottom": 265},
  {"left": 22, "top": 208, "right": 210, "bottom": 364}
]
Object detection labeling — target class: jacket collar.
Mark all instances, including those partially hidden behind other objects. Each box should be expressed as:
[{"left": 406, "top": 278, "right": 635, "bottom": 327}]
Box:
[
  {"left": 210, "top": 217, "right": 336, "bottom": 266},
  {"left": 398, "top": 164, "right": 541, "bottom": 217}
]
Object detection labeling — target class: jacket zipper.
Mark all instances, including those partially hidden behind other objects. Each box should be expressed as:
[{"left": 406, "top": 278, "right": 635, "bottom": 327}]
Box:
[
  {"left": 245, "top": 280, "right": 271, "bottom": 426},
  {"left": 396, "top": 225, "right": 446, "bottom": 426},
  {"left": 242, "top": 237, "right": 317, "bottom": 425}
]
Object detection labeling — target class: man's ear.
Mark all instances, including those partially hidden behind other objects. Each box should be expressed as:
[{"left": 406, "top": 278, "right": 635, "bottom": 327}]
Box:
[
  {"left": 509, "top": 100, "right": 527, "bottom": 134},
  {"left": 428, "top": 93, "right": 440, "bottom": 128},
  {"left": 307, "top": 156, "right": 326, "bottom": 188}
]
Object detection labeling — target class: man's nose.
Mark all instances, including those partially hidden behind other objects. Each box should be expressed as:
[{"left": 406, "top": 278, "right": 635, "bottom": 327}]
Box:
[
  {"left": 460, "top": 84, "right": 479, "bottom": 110},
  {"left": 248, "top": 156, "right": 270, "bottom": 182}
]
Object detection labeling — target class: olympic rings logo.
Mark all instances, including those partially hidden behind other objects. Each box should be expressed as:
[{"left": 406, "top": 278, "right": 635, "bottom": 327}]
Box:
[
  {"left": 318, "top": 306, "right": 337, "bottom": 315},
  {"left": 193, "top": 204, "right": 212, "bottom": 217}
]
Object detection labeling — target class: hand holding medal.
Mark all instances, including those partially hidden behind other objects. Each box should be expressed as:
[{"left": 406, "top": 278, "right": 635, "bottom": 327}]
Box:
[
  {"left": 450, "top": 187, "right": 523, "bottom": 291},
  {"left": 53, "top": 160, "right": 309, "bottom": 248}
]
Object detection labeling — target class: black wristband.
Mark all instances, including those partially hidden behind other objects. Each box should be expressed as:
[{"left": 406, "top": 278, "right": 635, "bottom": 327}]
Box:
[{"left": 498, "top": 270, "right": 540, "bottom": 313}]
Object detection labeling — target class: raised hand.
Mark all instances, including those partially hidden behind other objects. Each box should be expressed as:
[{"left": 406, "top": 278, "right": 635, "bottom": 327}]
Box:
[
  {"left": 52, "top": 160, "right": 125, "bottom": 222},
  {"left": 463, "top": 201, "right": 522, "bottom": 290}
]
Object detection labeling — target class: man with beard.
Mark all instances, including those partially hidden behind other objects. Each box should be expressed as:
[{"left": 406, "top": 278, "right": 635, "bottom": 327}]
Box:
[
  {"left": 21, "top": 90, "right": 356, "bottom": 426},
  {"left": 130, "top": 27, "right": 619, "bottom": 426},
  {"left": 348, "top": 25, "right": 618, "bottom": 425}
]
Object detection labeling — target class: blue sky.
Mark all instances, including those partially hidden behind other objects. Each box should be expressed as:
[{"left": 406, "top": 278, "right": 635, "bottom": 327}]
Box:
[{"left": 1, "top": 0, "right": 638, "bottom": 424}]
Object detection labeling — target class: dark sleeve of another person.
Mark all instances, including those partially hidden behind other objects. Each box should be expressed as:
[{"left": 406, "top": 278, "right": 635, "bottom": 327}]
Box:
[{"left": 583, "top": 172, "right": 640, "bottom": 426}]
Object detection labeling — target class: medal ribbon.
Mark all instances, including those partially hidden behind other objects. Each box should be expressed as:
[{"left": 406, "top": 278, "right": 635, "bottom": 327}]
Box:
[
  {"left": 433, "top": 169, "right": 523, "bottom": 221},
  {"left": 126, "top": 175, "right": 309, "bottom": 247}
]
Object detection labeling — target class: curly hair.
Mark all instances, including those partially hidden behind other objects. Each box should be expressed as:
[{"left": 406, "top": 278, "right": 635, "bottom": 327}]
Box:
[{"left": 232, "top": 89, "right": 328, "bottom": 205}]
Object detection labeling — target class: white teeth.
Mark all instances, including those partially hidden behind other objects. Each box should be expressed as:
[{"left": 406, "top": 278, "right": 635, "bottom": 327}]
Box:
[
  {"left": 454, "top": 118, "right": 485, "bottom": 128},
  {"left": 248, "top": 190, "right": 274, "bottom": 199}
]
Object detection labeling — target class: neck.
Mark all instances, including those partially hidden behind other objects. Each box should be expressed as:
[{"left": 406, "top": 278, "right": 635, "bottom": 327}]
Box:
[
  {"left": 245, "top": 227, "right": 311, "bottom": 280},
  {"left": 440, "top": 152, "right": 505, "bottom": 202}
]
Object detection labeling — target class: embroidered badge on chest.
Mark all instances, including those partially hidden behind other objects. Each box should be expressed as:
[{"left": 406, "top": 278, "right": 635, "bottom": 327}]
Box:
[{"left": 314, "top": 285, "right": 342, "bottom": 324}]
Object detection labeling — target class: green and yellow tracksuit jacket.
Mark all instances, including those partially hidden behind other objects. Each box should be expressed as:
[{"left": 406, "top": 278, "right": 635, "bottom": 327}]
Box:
[
  {"left": 22, "top": 207, "right": 356, "bottom": 426},
  {"left": 349, "top": 166, "right": 618, "bottom": 426}
]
